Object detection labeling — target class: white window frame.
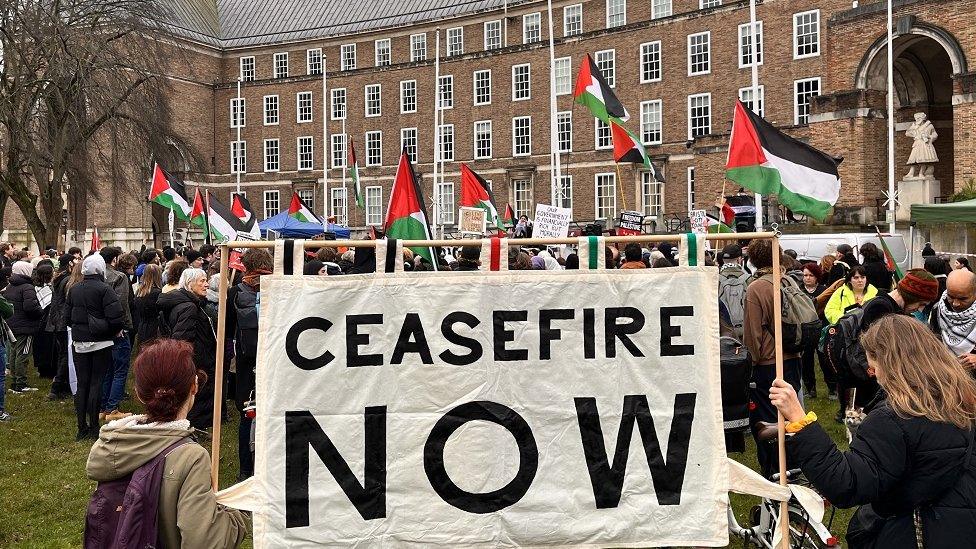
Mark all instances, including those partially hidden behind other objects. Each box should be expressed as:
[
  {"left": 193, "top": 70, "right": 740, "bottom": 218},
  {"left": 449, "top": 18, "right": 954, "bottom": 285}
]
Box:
[
  {"left": 447, "top": 27, "right": 464, "bottom": 56},
  {"left": 640, "top": 41, "right": 662, "bottom": 83},
  {"left": 365, "top": 131, "right": 383, "bottom": 167},
  {"left": 595, "top": 49, "right": 616, "bottom": 87},
  {"left": 738, "top": 21, "right": 763, "bottom": 69},
  {"left": 595, "top": 118, "right": 613, "bottom": 150},
  {"left": 330, "top": 187, "right": 348, "bottom": 226},
  {"left": 513, "top": 116, "right": 532, "bottom": 157},
  {"left": 410, "top": 33, "right": 427, "bottom": 61},
  {"left": 554, "top": 57, "right": 572, "bottom": 95},
  {"left": 439, "top": 124, "right": 455, "bottom": 161},
  {"left": 640, "top": 100, "right": 663, "bottom": 145},
  {"left": 239, "top": 57, "right": 255, "bottom": 81},
  {"left": 512, "top": 64, "right": 531, "bottom": 101},
  {"left": 700, "top": 0, "right": 722, "bottom": 7},
  {"left": 513, "top": 179, "right": 533, "bottom": 218},
  {"left": 473, "top": 70, "right": 492, "bottom": 105},
  {"left": 365, "top": 186, "right": 383, "bottom": 226},
  {"left": 263, "top": 95, "right": 279, "bottom": 126},
  {"left": 687, "top": 31, "right": 711, "bottom": 76},
  {"left": 484, "top": 20, "right": 502, "bottom": 50},
  {"left": 230, "top": 97, "right": 246, "bottom": 128},
  {"left": 557, "top": 111, "right": 572, "bottom": 153},
  {"left": 230, "top": 140, "right": 246, "bottom": 174},
  {"left": 296, "top": 92, "right": 312, "bottom": 123},
  {"left": 687, "top": 92, "right": 712, "bottom": 140},
  {"left": 651, "top": 0, "right": 671, "bottom": 19},
  {"left": 474, "top": 120, "right": 493, "bottom": 159},
  {"left": 297, "top": 136, "right": 314, "bottom": 171},
  {"left": 641, "top": 171, "right": 663, "bottom": 216},
  {"left": 438, "top": 75, "right": 454, "bottom": 109},
  {"left": 330, "top": 88, "right": 346, "bottom": 120},
  {"left": 553, "top": 175, "right": 573, "bottom": 210},
  {"left": 306, "top": 48, "right": 322, "bottom": 75},
  {"left": 264, "top": 190, "right": 280, "bottom": 218},
  {"left": 340, "top": 43, "right": 357, "bottom": 71},
  {"left": 738, "top": 85, "right": 765, "bottom": 117},
  {"left": 435, "top": 181, "right": 456, "bottom": 225},
  {"left": 606, "top": 0, "right": 626, "bottom": 28},
  {"left": 375, "top": 39, "right": 391, "bottom": 66},
  {"left": 263, "top": 139, "right": 280, "bottom": 172},
  {"left": 594, "top": 173, "right": 617, "bottom": 220},
  {"left": 331, "top": 133, "right": 347, "bottom": 169},
  {"left": 400, "top": 80, "right": 417, "bottom": 114},
  {"left": 564, "top": 4, "right": 583, "bottom": 37},
  {"left": 523, "top": 12, "right": 542, "bottom": 44},
  {"left": 794, "top": 77, "right": 821, "bottom": 125},
  {"left": 793, "top": 9, "right": 820, "bottom": 60},
  {"left": 365, "top": 84, "right": 382, "bottom": 117},
  {"left": 401, "top": 127, "right": 418, "bottom": 163},
  {"left": 273, "top": 52, "right": 288, "bottom": 79},
  {"left": 687, "top": 167, "right": 696, "bottom": 212}
]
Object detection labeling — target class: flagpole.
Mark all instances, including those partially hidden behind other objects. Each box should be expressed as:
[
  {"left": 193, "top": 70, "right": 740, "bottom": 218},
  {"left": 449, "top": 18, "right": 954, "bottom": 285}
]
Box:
[
  {"left": 322, "top": 55, "right": 330, "bottom": 231},
  {"left": 750, "top": 0, "right": 762, "bottom": 231},
  {"left": 547, "top": 0, "right": 562, "bottom": 205},
  {"left": 341, "top": 117, "right": 347, "bottom": 224},
  {"left": 204, "top": 189, "right": 213, "bottom": 246},
  {"left": 168, "top": 210, "right": 175, "bottom": 248},
  {"left": 886, "top": 0, "right": 896, "bottom": 234},
  {"left": 433, "top": 28, "right": 443, "bottom": 240},
  {"left": 236, "top": 78, "right": 242, "bottom": 195}
]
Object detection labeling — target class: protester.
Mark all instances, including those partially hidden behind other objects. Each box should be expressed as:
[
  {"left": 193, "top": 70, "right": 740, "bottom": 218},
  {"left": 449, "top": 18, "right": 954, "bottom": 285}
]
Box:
[
  {"left": 538, "top": 249, "right": 562, "bottom": 270},
  {"left": 718, "top": 244, "right": 749, "bottom": 340},
  {"left": 101, "top": 247, "right": 134, "bottom": 421},
  {"left": 509, "top": 249, "right": 532, "bottom": 270},
  {"left": 0, "top": 292, "right": 14, "bottom": 420},
  {"left": 799, "top": 263, "right": 827, "bottom": 399},
  {"left": 656, "top": 242, "right": 676, "bottom": 267},
  {"left": 156, "top": 268, "right": 217, "bottom": 432},
  {"left": 564, "top": 253, "right": 579, "bottom": 270},
  {"left": 132, "top": 263, "right": 163, "bottom": 348},
  {"left": 954, "top": 256, "right": 973, "bottom": 272},
  {"left": 185, "top": 249, "right": 204, "bottom": 270},
  {"left": 824, "top": 266, "right": 878, "bottom": 325},
  {"left": 68, "top": 254, "right": 124, "bottom": 440},
  {"left": 651, "top": 257, "right": 673, "bottom": 268},
  {"left": 931, "top": 269, "right": 976, "bottom": 368},
  {"left": 921, "top": 241, "right": 936, "bottom": 257},
  {"left": 302, "top": 260, "right": 327, "bottom": 275},
  {"left": 32, "top": 262, "right": 56, "bottom": 379},
  {"left": 530, "top": 256, "right": 545, "bottom": 270},
  {"left": 742, "top": 238, "right": 803, "bottom": 476},
  {"left": 86, "top": 338, "right": 247, "bottom": 547},
  {"left": 46, "top": 255, "right": 75, "bottom": 400},
  {"left": 859, "top": 242, "right": 893, "bottom": 292},
  {"left": 819, "top": 254, "right": 836, "bottom": 278},
  {"left": 770, "top": 315, "right": 976, "bottom": 547},
  {"left": 859, "top": 268, "right": 937, "bottom": 329},
  {"left": 4, "top": 261, "right": 42, "bottom": 393},
  {"left": 824, "top": 243, "right": 858, "bottom": 285},
  {"left": 455, "top": 246, "right": 481, "bottom": 271},
  {"left": 514, "top": 215, "right": 533, "bottom": 238},
  {"left": 162, "top": 260, "right": 189, "bottom": 293},
  {"left": 619, "top": 243, "right": 646, "bottom": 269}
]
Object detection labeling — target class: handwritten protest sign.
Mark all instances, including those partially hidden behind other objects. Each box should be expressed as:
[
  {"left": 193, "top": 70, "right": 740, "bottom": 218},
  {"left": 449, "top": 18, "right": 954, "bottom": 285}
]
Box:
[{"left": 532, "top": 204, "right": 572, "bottom": 239}]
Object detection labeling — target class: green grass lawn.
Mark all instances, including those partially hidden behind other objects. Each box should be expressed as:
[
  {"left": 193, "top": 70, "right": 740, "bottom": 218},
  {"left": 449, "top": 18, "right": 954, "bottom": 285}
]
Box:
[{"left": 0, "top": 373, "right": 852, "bottom": 548}]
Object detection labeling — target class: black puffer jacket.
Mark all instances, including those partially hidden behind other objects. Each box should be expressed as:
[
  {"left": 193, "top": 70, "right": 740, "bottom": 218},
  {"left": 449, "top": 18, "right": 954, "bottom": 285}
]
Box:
[
  {"left": 862, "top": 258, "right": 893, "bottom": 291},
  {"left": 45, "top": 273, "right": 70, "bottom": 332},
  {"left": 131, "top": 288, "right": 161, "bottom": 343},
  {"left": 67, "top": 275, "right": 125, "bottom": 342},
  {"left": 4, "top": 274, "right": 42, "bottom": 335},
  {"left": 788, "top": 402, "right": 976, "bottom": 548},
  {"left": 157, "top": 288, "right": 216, "bottom": 431}
]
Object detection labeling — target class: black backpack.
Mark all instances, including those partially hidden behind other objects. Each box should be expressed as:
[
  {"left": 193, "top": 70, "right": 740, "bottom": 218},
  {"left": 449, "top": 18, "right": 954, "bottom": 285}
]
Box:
[
  {"left": 720, "top": 335, "right": 752, "bottom": 435},
  {"left": 821, "top": 307, "right": 871, "bottom": 383}
]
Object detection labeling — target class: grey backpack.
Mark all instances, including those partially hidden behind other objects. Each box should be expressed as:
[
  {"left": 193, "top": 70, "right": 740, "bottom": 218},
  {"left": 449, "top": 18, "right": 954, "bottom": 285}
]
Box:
[
  {"left": 718, "top": 269, "right": 750, "bottom": 339},
  {"left": 761, "top": 274, "right": 821, "bottom": 354}
]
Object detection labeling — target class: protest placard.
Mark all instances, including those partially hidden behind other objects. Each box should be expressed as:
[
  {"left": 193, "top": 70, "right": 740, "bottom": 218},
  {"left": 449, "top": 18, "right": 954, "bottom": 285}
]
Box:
[
  {"left": 458, "top": 207, "right": 488, "bottom": 235},
  {"left": 690, "top": 209, "right": 708, "bottom": 234},
  {"left": 251, "top": 268, "right": 729, "bottom": 547},
  {"left": 532, "top": 204, "right": 572, "bottom": 239},
  {"left": 618, "top": 210, "right": 644, "bottom": 236}
]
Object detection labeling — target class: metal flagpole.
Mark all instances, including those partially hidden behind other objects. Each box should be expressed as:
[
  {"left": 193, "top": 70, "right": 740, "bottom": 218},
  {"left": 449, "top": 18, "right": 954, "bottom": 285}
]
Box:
[
  {"left": 322, "top": 56, "right": 330, "bottom": 231},
  {"left": 433, "top": 28, "right": 443, "bottom": 239},
  {"left": 547, "top": 0, "right": 562, "bottom": 205},
  {"left": 168, "top": 210, "right": 175, "bottom": 248},
  {"left": 341, "top": 117, "right": 347, "bottom": 221},
  {"left": 750, "top": 0, "right": 762, "bottom": 231},
  {"left": 886, "top": 0, "right": 896, "bottom": 234},
  {"left": 235, "top": 78, "right": 242, "bottom": 195}
]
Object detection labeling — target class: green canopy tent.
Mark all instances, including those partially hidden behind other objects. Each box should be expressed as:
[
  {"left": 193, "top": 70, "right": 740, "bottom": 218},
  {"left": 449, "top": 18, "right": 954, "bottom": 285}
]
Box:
[{"left": 911, "top": 198, "right": 976, "bottom": 223}]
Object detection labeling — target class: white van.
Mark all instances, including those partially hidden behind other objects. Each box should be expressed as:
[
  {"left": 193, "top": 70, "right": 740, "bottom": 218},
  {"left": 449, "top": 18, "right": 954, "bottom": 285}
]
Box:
[{"left": 777, "top": 233, "right": 910, "bottom": 274}]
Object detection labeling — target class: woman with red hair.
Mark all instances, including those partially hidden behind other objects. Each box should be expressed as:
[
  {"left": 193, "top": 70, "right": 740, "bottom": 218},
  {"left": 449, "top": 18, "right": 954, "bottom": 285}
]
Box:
[{"left": 86, "top": 339, "right": 246, "bottom": 548}]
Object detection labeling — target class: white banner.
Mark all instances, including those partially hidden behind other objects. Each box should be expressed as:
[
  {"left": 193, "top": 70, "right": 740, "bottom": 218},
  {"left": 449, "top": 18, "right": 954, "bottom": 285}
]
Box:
[
  {"left": 533, "top": 204, "right": 572, "bottom": 239},
  {"left": 253, "top": 269, "right": 728, "bottom": 547}
]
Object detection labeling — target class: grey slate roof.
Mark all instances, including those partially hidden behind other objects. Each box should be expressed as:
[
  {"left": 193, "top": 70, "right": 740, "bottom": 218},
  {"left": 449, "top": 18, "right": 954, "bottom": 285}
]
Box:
[{"left": 156, "top": 0, "right": 529, "bottom": 49}]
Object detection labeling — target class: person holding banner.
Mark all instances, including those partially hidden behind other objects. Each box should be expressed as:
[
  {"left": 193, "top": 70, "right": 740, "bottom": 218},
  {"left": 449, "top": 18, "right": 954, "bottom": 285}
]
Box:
[{"left": 770, "top": 315, "right": 976, "bottom": 548}]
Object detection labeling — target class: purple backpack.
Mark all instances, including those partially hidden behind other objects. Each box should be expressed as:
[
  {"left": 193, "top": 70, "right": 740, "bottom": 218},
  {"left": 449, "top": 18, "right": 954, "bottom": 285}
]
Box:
[{"left": 84, "top": 438, "right": 191, "bottom": 549}]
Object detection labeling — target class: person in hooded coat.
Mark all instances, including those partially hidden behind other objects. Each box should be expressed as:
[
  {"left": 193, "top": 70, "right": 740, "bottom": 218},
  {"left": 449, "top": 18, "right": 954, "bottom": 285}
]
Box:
[
  {"left": 4, "top": 261, "right": 42, "bottom": 393},
  {"left": 46, "top": 254, "right": 76, "bottom": 400}
]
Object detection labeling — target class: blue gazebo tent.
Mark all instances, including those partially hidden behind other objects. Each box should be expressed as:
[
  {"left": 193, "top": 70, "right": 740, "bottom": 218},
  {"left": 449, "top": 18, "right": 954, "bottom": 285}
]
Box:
[{"left": 258, "top": 211, "right": 352, "bottom": 239}]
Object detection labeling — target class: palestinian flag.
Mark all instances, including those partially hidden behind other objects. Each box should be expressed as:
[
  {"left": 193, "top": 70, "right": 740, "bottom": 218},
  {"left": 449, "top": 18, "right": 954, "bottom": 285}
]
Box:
[
  {"left": 877, "top": 230, "right": 905, "bottom": 281},
  {"left": 288, "top": 191, "right": 322, "bottom": 224},
  {"left": 705, "top": 214, "right": 735, "bottom": 234},
  {"left": 89, "top": 225, "right": 101, "bottom": 254},
  {"left": 385, "top": 149, "right": 436, "bottom": 265},
  {"left": 189, "top": 189, "right": 213, "bottom": 245},
  {"left": 348, "top": 140, "right": 364, "bottom": 209},
  {"left": 459, "top": 164, "right": 501, "bottom": 228},
  {"left": 502, "top": 204, "right": 516, "bottom": 227},
  {"left": 721, "top": 200, "right": 736, "bottom": 225},
  {"left": 609, "top": 120, "right": 663, "bottom": 182},
  {"left": 726, "top": 100, "right": 841, "bottom": 221},
  {"left": 205, "top": 193, "right": 247, "bottom": 243},
  {"left": 574, "top": 53, "right": 629, "bottom": 122},
  {"left": 148, "top": 163, "right": 193, "bottom": 221},
  {"left": 231, "top": 193, "right": 262, "bottom": 239}
]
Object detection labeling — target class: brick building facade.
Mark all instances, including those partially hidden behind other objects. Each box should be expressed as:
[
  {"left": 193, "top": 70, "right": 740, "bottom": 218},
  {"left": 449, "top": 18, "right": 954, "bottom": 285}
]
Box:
[{"left": 24, "top": 0, "right": 976, "bottom": 247}]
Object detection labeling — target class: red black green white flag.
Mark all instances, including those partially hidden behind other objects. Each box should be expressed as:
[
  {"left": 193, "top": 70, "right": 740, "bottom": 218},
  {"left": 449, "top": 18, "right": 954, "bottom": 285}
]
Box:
[
  {"left": 502, "top": 203, "right": 516, "bottom": 227},
  {"left": 148, "top": 163, "right": 193, "bottom": 221},
  {"left": 876, "top": 230, "right": 905, "bottom": 281},
  {"left": 89, "top": 225, "right": 101, "bottom": 254},
  {"left": 573, "top": 53, "right": 629, "bottom": 123},
  {"left": 231, "top": 194, "right": 262, "bottom": 239},
  {"left": 189, "top": 189, "right": 213, "bottom": 245},
  {"left": 610, "top": 120, "right": 662, "bottom": 181},
  {"left": 459, "top": 164, "right": 501, "bottom": 229},
  {"left": 348, "top": 139, "right": 364, "bottom": 209},
  {"left": 385, "top": 149, "right": 436, "bottom": 265},
  {"left": 288, "top": 191, "right": 322, "bottom": 224},
  {"left": 726, "top": 100, "right": 841, "bottom": 221}
]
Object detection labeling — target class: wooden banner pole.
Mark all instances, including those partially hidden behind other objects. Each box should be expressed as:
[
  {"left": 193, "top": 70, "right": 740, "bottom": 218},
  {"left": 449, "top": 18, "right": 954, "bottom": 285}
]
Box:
[
  {"left": 210, "top": 247, "right": 231, "bottom": 491},
  {"left": 771, "top": 235, "right": 789, "bottom": 548}
]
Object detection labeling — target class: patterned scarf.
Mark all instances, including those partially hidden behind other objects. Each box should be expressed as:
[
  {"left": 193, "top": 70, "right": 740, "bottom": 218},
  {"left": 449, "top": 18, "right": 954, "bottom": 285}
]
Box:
[
  {"left": 242, "top": 268, "right": 272, "bottom": 292},
  {"left": 936, "top": 292, "right": 976, "bottom": 356}
]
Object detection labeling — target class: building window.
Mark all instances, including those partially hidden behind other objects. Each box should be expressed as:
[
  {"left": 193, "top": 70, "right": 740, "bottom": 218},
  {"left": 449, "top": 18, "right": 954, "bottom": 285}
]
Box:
[
  {"left": 687, "top": 32, "right": 710, "bottom": 76},
  {"left": 606, "top": 0, "right": 626, "bottom": 28},
  {"left": 564, "top": 4, "right": 583, "bottom": 36},
  {"left": 447, "top": 27, "right": 464, "bottom": 56},
  {"left": 230, "top": 141, "right": 246, "bottom": 174},
  {"left": 794, "top": 10, "right": 820, "bottom": 59},
  {"left": 296, "top": 92, "right": 313, "bottom": 123},
  {"left": 523, "top": 13, "right": 541, "bottom": 44},
  {"left": 375, "top": 39, "right": 391, "bottom": 66},
  {"left": 513, "top": 116, "right": 531, "bottom": 157},
  {"left": 474, "top": 70, "right": 492, "bottom": 105},
  {"left": 436, "top": 181, "right": 455, "bottom": 225},
  {"left": 331, "top": 88, "right": 346, "bottom": 120},
  {"left": 595, "top": 174, "right": 617, "bottom": 220},
  {"left": 557, "top": 111, "right": 572, "bottom": 153},
  {"left": 264, "top": 139, "right": 279, "bottom": 172},
  {"left": 400, "top": 80, "right": 417, "bottom": 113},
  {"left": 512, "top": 64, "right": 531, "bottom": 101},
  {"left": 484, "top": 20, "right": 502, "bottom": 50},
  {"left": 554, "top": 57, "right": 572, "bottom": 95},
  {"left": 401, "top": 128, "right": 418, "bottom": 163},
  {"left": 640, "top": 41, "right": 662, "bottom": 83},
  {"left": 297, "top": 189, "right": 314, "bottom": 209},
  {"left": 306, "top": 48, "right": 322, "bottom": 75},
  {"left": 739, "top": 85, "right": 765, "bottom": 117},
  {"left": 365, "top": 186, "right": 383, "bottom": 226},
  {"left": 688, "top": 93, "right": 711, "bottom": 139},
  {"left": 595, "top": 50, "right": 615, "bottom": 87},
  {"left": 365, "top": 131, "right": 382, "bottom": 166},
  {"left": 474, "top": 120, "right": 493, "bottom": 159},
  {"left": 514, "top": 180, "right": 532, "bottom": 218},
  {"left": 365, "top": 84, "right": 382, "bottom": 117},
  {"left": 652, "top": 0, "right": 671, "bottom": 19},
  {"left": 331, "top": 134, "right": 346, "bottom": 168},
  {"left": 438, "top": 75, "right": 454, "bottom": 109},
  {"left": 794, "top": 77, "right": 821, "bottom": 124},
  {"left": 274, "top": 52, "right": 288, "bottom": 78},
  {"left": 331, "top": 187, "right": 348, "bottom": 226},
  {"left": 641, "top": 171, "right": 663, "bottom": 216},
  {"left": 264, "top": 190, "right": 280, "bottom": 218},
  {"left": 640, "top": 100, "right": 663, "bottom": 145},
  {"left": 411, "top": 33, "right": 427, "bottom": 61},
  {"left": 738, "top": 21, "right": 763, "bottom": 68},
  {"left": 554, "top": 175, "right": 572, "bottom": 210},
  {"left": 297, "top": 136, "right": 314, "bottom": 171},
  {"left": 595, "top": 118, "right": 612, "bottom": 150},
  {"left": 439, "top": 124, "right": 455, "bottom": 161},
  {"left": 341, "top": 44, "right": 356, "bottom": 70},
  {"left": 700, "top": 0, "right": 721, "bottom": 7},
  {"left": 687, "top": 167, "right": 695, "bottom": 212},
  {"left": 263, "top": 95, "right": 279, "bottom": 125},
  {"left": 230, "top": 98, "right": 245, "bottom": 128},
  {"left": 239, "top": 57, "right": 255, "bottom": 81}
]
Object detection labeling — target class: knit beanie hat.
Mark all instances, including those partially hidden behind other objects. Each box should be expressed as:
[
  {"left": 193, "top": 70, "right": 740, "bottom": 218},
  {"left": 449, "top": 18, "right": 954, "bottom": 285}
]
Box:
[{"left": 898, "top": 268, "right": 939, "bottom": 303}]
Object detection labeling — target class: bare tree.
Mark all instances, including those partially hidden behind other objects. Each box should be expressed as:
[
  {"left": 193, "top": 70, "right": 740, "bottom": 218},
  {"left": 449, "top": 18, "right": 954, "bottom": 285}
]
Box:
[{"left": 0, "top": 0, "right": 189, "bottom": 247}]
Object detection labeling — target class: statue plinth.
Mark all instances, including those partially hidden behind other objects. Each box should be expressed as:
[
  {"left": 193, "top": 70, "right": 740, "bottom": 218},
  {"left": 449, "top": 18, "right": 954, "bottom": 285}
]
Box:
[{"left": 897, "top": 175, "right": 940, "bottom": 220}]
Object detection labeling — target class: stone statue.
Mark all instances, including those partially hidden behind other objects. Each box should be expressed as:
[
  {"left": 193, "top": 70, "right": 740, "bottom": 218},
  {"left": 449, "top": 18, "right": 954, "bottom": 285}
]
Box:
[{"left": 905, "top": 112, "right": 938, "bottom": 178}]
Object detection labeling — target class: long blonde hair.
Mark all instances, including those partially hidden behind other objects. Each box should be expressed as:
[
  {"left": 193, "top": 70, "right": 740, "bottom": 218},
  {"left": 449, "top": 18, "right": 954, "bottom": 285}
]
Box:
[
  {"left": 136, "top": 264, "right": 162, "bottom": 298},
  {"left": 861, "top": 315, "right": 976, "bottom": 429}
]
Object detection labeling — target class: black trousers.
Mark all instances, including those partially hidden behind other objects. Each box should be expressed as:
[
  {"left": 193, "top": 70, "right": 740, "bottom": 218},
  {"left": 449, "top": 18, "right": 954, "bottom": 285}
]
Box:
[
  {"left": 750, "top": 357, "right": 803, "bottom": 478},
  {"left": 74, "top": 347, "right": 113, "bottom": 436},
  {"left": 50, "top": 331, "right": 71, "bottom": 395}
]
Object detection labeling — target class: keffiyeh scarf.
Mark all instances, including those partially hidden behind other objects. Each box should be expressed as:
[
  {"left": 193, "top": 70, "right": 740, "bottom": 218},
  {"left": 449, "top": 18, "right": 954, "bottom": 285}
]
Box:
[{"left": 936, "top": 292, "right": 976, "bottom": 356}]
